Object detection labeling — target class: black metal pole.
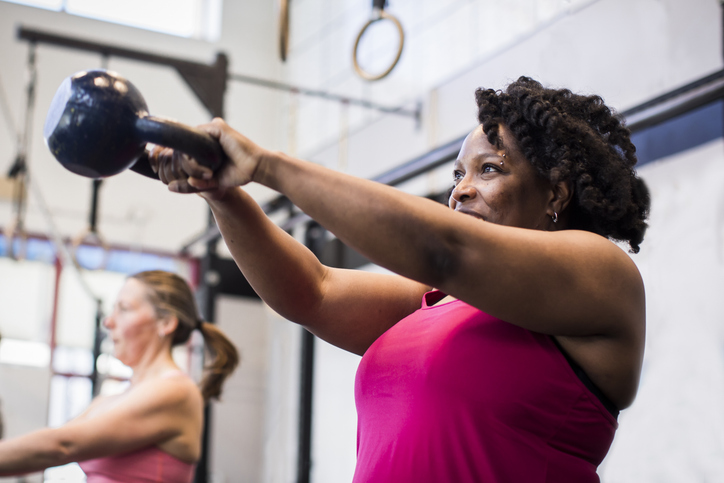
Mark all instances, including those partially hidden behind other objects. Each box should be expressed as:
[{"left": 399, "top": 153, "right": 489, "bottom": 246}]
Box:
[
  {"left": 194, "top": 216, "right": 220, "bottom": 483},
  {"left": 89, "top": 299, "right": 104, "bottom": 396},
  {"left": 295, "top": 222, "right": 328, "bottom": 483},
  {"left": 297, "top": 329, "right": 315, "bottom": 483},
  {"left": 89, "top": 179, "right": 102, "bottom": 233},
  {"left": 194, "top": 257, "right": 213, "bottom": 483}
]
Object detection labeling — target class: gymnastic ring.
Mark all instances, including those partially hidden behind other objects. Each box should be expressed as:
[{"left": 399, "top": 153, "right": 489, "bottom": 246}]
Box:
[
  {"left": 279, "top": 0, "right": 290, "bottom": 62},
  {"left": 352, "top": 9, "right": 405, "bottom": 81},
  {"left": 71, "top": 228, "right": 110, "bottom": 271}
]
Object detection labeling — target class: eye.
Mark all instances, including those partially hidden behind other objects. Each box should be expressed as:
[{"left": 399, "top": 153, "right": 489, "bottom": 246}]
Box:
[
  {"left": 453, "top": 170, "right": 464, "bottom": 183},
  {"left": 482, "top": 163, "right": 500, "bottom": 174}
]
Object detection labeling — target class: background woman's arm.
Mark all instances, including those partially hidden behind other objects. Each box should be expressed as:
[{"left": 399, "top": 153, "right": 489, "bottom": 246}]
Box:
[{"left": 0, "top": 376, "right": 199, "bottom": 475}]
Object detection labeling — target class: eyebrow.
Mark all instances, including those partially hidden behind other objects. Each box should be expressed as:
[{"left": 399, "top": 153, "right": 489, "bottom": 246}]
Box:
[
  {"left": 456, "top": 152, "right": 501, "bottom": 163},
  {"left": 478, "top": 153, "right": 503, "bottom": 160}
]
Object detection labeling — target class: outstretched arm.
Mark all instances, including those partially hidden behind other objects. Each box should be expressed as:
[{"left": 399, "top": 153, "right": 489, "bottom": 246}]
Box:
[
  {"left": 0, "top": 376, "right": 200, "bottom": 475},
  {"left": 155, "top": 119, "right": 644, "bottom": 340}
]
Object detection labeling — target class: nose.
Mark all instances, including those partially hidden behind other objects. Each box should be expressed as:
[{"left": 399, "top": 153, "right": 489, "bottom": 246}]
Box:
[
  {"left": 450, "top": 178, "right": 476, "bottom": 204},
  {"left": 102, "top": 313, "right": 114, "bottom": 329}
]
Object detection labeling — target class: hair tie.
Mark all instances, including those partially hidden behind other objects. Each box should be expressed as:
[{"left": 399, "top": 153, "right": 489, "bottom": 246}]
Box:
[{"left": 196, "top": 319, "right": 204, "bottom": 331}]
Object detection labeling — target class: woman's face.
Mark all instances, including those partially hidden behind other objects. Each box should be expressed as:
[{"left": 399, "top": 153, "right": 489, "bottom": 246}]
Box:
[
  {"left": 449, "top": 125, "right": 553, "bottom": 229},
  {"left": 103, "top": 278, "right": 160, "bottom": 368}
]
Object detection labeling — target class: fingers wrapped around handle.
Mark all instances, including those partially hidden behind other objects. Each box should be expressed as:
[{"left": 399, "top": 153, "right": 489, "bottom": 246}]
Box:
[{"left": 136, "top": 116, "right": 226, "bottom": 172}]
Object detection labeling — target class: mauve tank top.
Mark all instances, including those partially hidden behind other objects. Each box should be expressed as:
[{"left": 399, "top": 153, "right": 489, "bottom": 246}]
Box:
[
  {"left": 79, "top": 442, "right": 195, "bottom": 482},
  {"left": 353, "top": 291, "right": 618, "bottom": 483}
]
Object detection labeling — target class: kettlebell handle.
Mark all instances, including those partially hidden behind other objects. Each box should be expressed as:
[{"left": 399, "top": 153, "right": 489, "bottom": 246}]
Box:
[{"left": 129, "top": 116, "right": 225, "bottom": 180}]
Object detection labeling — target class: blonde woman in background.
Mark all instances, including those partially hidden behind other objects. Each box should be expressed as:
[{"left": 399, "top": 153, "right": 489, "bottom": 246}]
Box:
[{"left": 0, "top": 270, "right": 239, "bottom": 483}]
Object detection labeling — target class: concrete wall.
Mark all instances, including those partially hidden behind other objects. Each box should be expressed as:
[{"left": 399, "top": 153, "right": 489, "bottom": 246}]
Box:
[
  {"left": 599, "top": 139, "right": 724, "bottom": 482},
  {"left": 210, "top": 295, "right": 270, "bottom": 483}
]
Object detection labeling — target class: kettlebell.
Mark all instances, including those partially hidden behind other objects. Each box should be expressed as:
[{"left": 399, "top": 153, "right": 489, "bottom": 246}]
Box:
[{"left": 43, "top": 70, "right": 224, "bottom": 179}]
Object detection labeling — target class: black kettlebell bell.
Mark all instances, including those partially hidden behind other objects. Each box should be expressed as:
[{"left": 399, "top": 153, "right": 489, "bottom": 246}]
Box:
[{"left": 43, "top": 70, "right": 224, "bottom": 179}]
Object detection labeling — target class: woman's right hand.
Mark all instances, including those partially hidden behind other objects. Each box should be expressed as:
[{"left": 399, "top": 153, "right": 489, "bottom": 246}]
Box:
[{"left": 149, "top": 118, "right": 267, "bottom": 200}]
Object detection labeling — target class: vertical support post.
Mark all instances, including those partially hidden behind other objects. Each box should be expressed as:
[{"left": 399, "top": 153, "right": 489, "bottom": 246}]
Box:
[
  {"left": 191, "top": 50, "right": 227, "bottom": 483},
  {"left": 296, "top": 222, "right": 326, "bottom": 483},
  {"left": 297, "top": 330, "right": 315, "bottom": 483},
  {"left": 89, "top": 179, "right": 102, "bottom": 233},
  {"left": 194, "top": 217, "right": 219, "bottom": 483},
  {"left": 90, "top": 298, "right": 104, "bottom": 396}
]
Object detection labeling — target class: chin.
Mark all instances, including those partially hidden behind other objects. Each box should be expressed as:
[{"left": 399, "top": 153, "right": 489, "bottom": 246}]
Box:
[{"left": 113, "top": 350, "right": 129, "bottom": 366}]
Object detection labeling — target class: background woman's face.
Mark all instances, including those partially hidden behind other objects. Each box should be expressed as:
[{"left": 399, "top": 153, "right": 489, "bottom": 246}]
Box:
[
  {"left": 103, "top": 278, "right": 160, "bottom": 367},
  {"left": 449, "top": 125, "right": 552, "bottom": 230}
]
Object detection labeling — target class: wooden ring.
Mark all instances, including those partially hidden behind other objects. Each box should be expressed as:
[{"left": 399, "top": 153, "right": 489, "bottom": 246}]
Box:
[
  {"left": 279, "top": 0, "right": 290, "bottom": 62},
  {"left": 352, "top": 10, "right": 405, "bottom": 81}
]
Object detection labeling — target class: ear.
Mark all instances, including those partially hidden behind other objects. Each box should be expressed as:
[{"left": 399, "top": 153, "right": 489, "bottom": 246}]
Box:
[
  {"left": 547, "top": 179, "right": 573, "bottom": 219},
  {"left": 157, "top": 315, "right": 179, "bottom": 338}
]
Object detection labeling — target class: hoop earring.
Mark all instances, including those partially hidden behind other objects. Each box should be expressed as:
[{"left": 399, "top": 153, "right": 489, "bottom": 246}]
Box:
[{"left": 552, "top": 212, "right": 558, "bottom": 223}]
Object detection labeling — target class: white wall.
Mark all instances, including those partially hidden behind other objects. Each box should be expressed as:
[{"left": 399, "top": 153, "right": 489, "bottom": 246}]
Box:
[
  {"left": 0, "top": 365, "right": 50, "bottom": 483},
  {"left": 599, "top": 139, "right": 724, "bottom": 482},
  {"left": 210, "top": 295, "right": 270, "bottom": 483}
]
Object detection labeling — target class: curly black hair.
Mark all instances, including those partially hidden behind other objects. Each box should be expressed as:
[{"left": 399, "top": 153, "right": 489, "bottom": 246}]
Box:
[{"left": 475, "top": 76, "right": 650, "bottom": 253}]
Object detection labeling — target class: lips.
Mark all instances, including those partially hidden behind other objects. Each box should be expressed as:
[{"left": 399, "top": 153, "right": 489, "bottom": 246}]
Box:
[{"left": 456, "top": 208, "right": 484, "bottom": 220}]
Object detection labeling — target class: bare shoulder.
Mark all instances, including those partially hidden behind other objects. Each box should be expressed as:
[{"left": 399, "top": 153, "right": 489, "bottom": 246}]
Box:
[
  {"left": 74, "top": 393, "right": 117, "bottom": 420},
  {"left": 561, "top": 230, "right": 645, "bottom": 307},
  {"left": 126, "top": 372, "right": 203, "bottom": 414}
]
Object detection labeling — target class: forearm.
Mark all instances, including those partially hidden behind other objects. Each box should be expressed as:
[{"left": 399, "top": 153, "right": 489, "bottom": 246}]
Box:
[
  {"left": 206, "top": 187, "right": 331, "bottom": 325},
  {"left": 0, "top": 428, "right": 72, "bottom": 475}
]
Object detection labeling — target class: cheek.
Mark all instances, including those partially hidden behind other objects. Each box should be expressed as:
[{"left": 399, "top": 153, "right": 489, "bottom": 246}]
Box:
[
  {"left": 479, "top": 184, "right": 511, "bottom": 212},
  {"left": 118, "top": 318, "right": 153, "bottom": 343},
  {"left": 479, "top": 183, "right": 530, "bottom": 225}
]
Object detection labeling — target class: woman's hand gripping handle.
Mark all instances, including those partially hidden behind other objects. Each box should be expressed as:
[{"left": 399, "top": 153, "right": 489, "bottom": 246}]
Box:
[{"left": 149, "top": 118, "right": 266, "bottom": 199}]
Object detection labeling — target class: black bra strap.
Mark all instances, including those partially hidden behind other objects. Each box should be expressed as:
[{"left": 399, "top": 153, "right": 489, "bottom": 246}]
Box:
[{"left": 550, "top": 337, "right": 620, "bottom": 419}]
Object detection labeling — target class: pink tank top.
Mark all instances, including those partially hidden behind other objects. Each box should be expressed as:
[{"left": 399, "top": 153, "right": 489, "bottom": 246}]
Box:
[
  {"left": 354, "top": 291, "right": 618, "bottom": 483},
  {"left": 79, "top": 445, "right": 195, "bottom": 483}
]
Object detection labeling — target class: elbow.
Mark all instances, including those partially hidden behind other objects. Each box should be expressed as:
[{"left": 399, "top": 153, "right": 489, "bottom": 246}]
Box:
[
  {"left": 45, "top": 434, "right": 76, "bottom": 466},
  {"left": 44, "top": 445, "right": 74, "bottom": 467}
]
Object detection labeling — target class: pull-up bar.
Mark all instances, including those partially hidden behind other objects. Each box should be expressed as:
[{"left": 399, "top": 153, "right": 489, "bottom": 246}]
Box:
[
  {"left": 17, "top": 26, "right": 421, "bottom": 122},
  {"left": 18, "top": 25, "right": 228, "bottom": 118}
]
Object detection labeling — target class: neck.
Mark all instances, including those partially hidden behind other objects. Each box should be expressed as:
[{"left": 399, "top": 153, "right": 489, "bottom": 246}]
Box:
[{"left": 129, "top": 341, "right": 179, "bottom": 385}]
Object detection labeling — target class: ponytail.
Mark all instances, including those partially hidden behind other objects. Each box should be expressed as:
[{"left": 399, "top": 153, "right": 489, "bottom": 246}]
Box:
[{"left": 197, "top": 321, "right": 240, "bottom": 401}]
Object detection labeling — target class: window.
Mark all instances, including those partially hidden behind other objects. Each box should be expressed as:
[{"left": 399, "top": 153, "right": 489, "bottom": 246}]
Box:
[{"left": 2, "top": 0, "right": 223, "bottom": 41}]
